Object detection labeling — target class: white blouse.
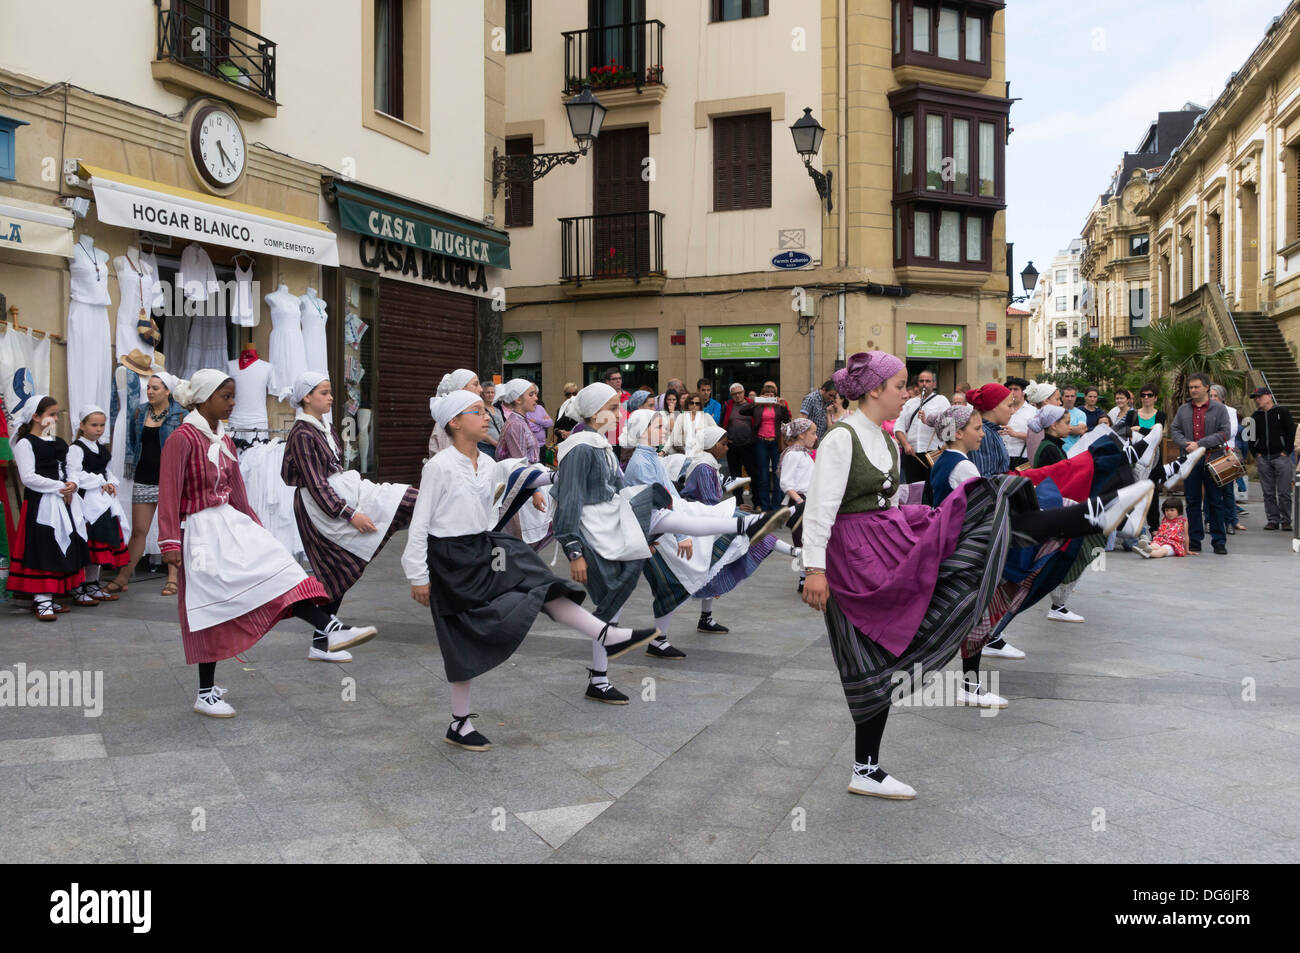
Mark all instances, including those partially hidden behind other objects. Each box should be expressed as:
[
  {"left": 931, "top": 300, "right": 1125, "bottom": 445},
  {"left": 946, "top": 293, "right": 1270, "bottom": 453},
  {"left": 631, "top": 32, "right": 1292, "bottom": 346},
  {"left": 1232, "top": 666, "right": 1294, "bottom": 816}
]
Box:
[
  {"left": 66, "top": 437, "right": 118, "bottom": 490},
  {"left": 12, "top": 435, "right": 68, "bottom": 494},
  {"left": 801, "top": 412, "right": 899, "bottom": 570},
  {"left": 946, "top": 449, "right": 981, "bottom": 491},
  {"left": 779, "top": 450, "right": 815, "bottom": 496},
  {"left": 401, "top": 445, "right": 528, "bottom": 586}
]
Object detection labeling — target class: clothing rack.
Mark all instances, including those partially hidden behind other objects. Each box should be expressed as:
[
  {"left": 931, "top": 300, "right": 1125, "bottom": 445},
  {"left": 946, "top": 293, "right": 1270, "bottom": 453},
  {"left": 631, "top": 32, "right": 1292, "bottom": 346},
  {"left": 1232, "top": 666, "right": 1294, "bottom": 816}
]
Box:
[
  {"left": 5, "top": 305, "right": 66, "bottom": 343},
  {"left": 230, "top": 426, "right": 293, "bottom": 451}
]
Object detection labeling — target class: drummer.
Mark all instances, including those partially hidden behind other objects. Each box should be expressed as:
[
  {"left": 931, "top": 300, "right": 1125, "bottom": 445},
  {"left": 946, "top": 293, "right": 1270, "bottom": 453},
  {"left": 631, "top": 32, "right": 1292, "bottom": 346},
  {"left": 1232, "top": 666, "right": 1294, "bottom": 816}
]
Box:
[{"left": 281, "top": 372, "right": 418, "bottom": 662}]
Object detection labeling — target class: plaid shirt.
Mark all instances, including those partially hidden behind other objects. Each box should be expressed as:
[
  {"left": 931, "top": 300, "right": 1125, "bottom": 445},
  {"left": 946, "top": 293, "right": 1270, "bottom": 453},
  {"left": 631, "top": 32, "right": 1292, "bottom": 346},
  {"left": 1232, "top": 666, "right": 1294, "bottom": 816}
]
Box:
[{"left": 801, "top": 391, "right": 829, "bottom": 438}]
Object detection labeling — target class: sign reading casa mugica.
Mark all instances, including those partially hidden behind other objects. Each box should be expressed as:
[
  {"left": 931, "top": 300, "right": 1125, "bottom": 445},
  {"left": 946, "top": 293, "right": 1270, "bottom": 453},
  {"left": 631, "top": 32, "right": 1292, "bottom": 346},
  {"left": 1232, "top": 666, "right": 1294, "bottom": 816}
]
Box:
[{"left": 357, "top": 235, "right": 490, "bottom": 292}]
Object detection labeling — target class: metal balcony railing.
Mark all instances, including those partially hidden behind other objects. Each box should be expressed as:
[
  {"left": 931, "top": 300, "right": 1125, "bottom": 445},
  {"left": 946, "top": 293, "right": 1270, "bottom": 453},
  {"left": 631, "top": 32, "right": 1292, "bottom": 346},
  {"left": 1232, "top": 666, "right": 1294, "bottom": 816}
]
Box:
[
  {"left": 155, "top": 0, "right": 277, "bottom": 102},
  {"left": 563, "top": 20, "right": 665, "bottom": 95},
  {"left": 560, "top": 211, "right": 665, "bottom": 283},
  {"left": 1112, "top": 334, "right": 1148, "bottom": 355}
]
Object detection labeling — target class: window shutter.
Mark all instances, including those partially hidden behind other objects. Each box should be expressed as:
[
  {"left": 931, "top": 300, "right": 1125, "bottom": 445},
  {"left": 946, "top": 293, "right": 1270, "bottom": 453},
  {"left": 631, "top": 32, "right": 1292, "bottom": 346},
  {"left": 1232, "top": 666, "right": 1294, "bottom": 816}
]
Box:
[
  {"left": 714, "top": 112, "right": 770, "bottom": 211},
  {"left": 505, "top": 137, "right": 534, "bottom": 227}
]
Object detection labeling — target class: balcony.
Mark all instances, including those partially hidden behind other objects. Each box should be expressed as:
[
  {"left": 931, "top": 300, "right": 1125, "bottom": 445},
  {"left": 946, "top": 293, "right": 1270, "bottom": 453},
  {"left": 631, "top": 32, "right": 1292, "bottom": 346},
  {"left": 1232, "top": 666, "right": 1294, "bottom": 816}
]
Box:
[
  {"left": 560, "top": 211, "right": 666, "bottom": 296},
  {"left": 1113, "top": 334, "right": 1149, "bottom": 356},
  {"left": 152, "top": 0, "right": 278, "bottom": 119},
  {"left": 562, "top": 20, "right": 666, "bottom": 109}
]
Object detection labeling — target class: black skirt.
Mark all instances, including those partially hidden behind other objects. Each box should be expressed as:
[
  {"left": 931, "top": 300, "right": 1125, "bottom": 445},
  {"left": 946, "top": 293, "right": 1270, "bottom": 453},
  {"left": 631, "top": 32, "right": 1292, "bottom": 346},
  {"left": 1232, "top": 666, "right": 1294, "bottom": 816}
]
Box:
[{"left": 426, "top": 531, "right": 586, "bottom": 682}]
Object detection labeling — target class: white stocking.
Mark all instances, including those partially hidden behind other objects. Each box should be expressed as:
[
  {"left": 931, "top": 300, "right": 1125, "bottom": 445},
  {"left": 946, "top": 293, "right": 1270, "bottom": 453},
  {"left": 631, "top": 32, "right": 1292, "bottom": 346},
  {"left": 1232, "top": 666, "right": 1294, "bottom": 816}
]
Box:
[
  {"left": 542, "top": 597, "right": 632, "bottom": 643},
  {"left": 699, "top": 598, "right": 714, "bottom": 614},
  {"left": 651, "top": 511, "right": 749, "bottom": 537},
  {"left": 450, "top": 680, "right": 474, "bottom": 735},
  {"left": 772, "top": 540, "right": 796, "bottom": 556},
  {"left": 652, "top": 610, "right": 675, "bottom": 646}
]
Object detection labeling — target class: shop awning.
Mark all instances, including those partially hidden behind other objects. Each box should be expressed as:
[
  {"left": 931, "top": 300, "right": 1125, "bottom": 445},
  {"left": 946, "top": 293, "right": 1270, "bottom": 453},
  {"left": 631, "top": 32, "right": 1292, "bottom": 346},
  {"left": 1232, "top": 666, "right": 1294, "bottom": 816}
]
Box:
[
  {"left": 331, "top": 179, "right": 509, "bottom": 269},
  {"left": 80, "top": 163, "right": 338, "bottom": 266},
  {"left": 0, "top": 194, "right": 74, "bottom": 258}
]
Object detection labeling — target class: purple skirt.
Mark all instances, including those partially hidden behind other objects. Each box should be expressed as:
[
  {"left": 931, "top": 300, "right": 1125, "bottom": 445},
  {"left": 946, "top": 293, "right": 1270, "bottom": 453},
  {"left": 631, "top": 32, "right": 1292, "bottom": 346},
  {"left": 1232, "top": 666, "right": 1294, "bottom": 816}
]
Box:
[{"left": 824, "top": 497, "right": 969, "bottom": 658}]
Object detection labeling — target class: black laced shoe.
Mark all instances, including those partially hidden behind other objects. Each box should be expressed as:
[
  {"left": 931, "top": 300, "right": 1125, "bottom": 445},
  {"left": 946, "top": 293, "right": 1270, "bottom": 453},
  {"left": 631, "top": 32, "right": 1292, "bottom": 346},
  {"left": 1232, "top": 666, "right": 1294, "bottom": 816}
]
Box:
[
  {"left": 740, "top": 506, "right": 791, "bottom": 543},
  {"left": 645, "top": 640, "right": 687, "bottom": 660},
  {"left": 784, "top": 500, "right": 805, "bottom": 532},
  {"left": 585, "top": 669, "right": 629, "bottom": 705},
  {"left": 444, "top": 714, "right": 492, "bottom": 751},
  {"left": 697, "top": 612, "right": 729, "bottom": 633},
  {"left": 597, "top": 623, "right": 659, "bottom": 661}
]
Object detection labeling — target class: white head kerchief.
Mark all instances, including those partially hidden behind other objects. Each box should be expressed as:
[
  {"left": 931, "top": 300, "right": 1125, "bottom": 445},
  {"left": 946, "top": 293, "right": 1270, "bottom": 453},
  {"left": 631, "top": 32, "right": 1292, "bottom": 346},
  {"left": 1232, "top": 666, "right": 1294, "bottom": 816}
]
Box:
[
  {"left": 13, "top": 394, "right": 47, "bottom": 428},
  {"left": 150, "top": 371, "right": 178, "bottom": 396},
  {"left": 291, "top": 371, "right": 328, "bottom": 407},
  {"left": 575, "top": 382, "right": 617, "bottom": 419},
  {"left": 691, "top": 425, "right": 726, "bottom": 455},
  {"left": 1027, "top": 404, "right": 1066, "bottom": 434},
  {"left": 497, "top": 378, "right": 533, "bottom": 407},
  {"left": 620, "top": 408, "right": 658, "bottom": 448},
  {"left": 77, "top": 404, "right": 107, "bottom": 426},
  {"left": 431, "top": 390, "right": 483, "bottom": 430},
  {"left": 174, "top": 369, "right": 231, "bottom": 409},
  {"left": 436, "top": 369, "right": 478, "bottom": 397},
  {"left": 1024, "top": 381, "right": 1057, "bottom": 405}
]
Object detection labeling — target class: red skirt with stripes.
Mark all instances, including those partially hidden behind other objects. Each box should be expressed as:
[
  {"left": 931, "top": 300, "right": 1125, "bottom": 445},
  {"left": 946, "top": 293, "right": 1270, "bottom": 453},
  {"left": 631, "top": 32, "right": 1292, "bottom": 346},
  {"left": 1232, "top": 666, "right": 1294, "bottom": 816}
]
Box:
[
  {"left": 5, "top": 498, "right": 87, "bottom": 595},
  {"left": 85, "top": 510, "right": 129, "bottom": 568}
]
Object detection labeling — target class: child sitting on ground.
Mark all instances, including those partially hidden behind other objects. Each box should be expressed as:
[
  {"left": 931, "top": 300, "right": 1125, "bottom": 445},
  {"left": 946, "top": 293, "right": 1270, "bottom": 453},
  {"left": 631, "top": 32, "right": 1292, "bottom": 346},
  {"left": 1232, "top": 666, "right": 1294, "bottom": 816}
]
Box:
[{"left": 1137, "top": 497, "right": 1189, "bottom": 558}]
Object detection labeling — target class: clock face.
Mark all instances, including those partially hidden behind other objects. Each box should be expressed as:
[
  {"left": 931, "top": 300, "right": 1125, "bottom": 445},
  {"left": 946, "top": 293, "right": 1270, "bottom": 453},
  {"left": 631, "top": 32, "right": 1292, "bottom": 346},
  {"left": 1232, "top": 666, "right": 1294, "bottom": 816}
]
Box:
[{"left": 192, "top": 106, "right": 246, "bottom": 188}]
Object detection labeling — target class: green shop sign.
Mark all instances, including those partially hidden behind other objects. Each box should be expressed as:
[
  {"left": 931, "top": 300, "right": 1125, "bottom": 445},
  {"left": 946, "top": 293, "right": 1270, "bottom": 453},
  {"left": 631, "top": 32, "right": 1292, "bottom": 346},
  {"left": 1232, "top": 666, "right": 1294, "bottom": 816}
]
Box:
[
  {"left": 503, "top": 334, "right": 524, "bottom": 363},
  {"left": 700, "top": 325, "right": 780, "bottom": 359},
  {"left": 609, "top": 330, "right": 637, "bottom": 359},
  {"left": 905, "top": 324, "right": 963, "bottom": 358},
  {"left": 334, "top": 181, "right": 511, "bottom": 268}
]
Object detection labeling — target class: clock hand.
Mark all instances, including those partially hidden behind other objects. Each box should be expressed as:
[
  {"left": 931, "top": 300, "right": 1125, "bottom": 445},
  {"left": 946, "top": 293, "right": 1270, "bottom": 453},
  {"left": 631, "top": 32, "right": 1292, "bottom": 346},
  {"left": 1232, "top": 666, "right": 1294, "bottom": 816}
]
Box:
[{"left": 216, "top": 140, "right": 235, "bottom": 170}]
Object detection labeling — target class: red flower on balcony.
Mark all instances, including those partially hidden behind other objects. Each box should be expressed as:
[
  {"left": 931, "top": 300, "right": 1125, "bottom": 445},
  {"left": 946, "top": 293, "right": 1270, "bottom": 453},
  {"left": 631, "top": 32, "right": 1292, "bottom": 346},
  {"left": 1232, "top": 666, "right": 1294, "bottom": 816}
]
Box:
[{"left": 609, "top": 247, "right": 617, "bottom": 256}]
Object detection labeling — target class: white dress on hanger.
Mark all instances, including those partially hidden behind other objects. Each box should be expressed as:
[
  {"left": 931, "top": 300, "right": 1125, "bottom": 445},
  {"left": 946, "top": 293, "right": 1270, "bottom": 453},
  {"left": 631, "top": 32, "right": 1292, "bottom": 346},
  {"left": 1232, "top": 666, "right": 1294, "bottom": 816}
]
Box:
[
  {"left": 113, "top": 250, "right": 165, "bottom": 362},
  {"left": 232, "top": 261, "right": 256, "bottom": 327},
  {"left": 299, "top": 293, "right": 328, "bottom": 375},
  {"left": 266, "top": 289, "right": 308, "bottom": 398},
  {"left": 68, "top": 236, "right": 113, "bottom": 436},
  {"left": 227, "top": 358, "right": 276, "bottom": 432}
]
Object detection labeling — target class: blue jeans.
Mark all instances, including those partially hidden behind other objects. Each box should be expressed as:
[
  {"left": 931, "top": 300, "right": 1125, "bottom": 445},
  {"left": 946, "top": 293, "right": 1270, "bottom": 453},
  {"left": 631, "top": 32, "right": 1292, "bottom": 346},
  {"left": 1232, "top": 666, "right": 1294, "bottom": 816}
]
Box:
[
  {"left": 1183, "top": 458, "right": 1226, "bottom": 546},
  {"left": 753, "top": 438, "right": 780, "bottom": 510}
]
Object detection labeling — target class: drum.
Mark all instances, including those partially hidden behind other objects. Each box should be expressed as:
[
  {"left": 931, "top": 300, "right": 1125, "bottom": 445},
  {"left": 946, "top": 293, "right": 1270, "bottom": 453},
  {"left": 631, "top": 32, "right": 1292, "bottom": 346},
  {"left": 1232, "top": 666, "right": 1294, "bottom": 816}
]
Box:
[{"left": 1206, "top": 448, "right": 1246, "bottom": 487}]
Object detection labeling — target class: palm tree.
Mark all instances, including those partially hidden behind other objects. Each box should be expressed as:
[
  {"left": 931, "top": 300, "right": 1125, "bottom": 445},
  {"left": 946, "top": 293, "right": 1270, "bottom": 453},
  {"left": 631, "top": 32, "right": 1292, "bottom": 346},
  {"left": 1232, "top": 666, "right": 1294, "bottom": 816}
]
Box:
[{"left": 1136, "top": 318, "right": 1246, "bottom": 418}]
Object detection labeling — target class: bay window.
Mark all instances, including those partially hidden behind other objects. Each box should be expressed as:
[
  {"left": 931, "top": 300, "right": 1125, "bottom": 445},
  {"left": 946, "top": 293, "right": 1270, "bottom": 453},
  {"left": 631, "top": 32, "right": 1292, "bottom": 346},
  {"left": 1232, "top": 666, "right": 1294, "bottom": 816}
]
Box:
[
  {"left": 892, "top": 0, "right": 1000, "bottom": 77},
  {"left": 890, "top": 84, "right": 1009, "bottom": 206},
  {"left": 895, "top": 203, "right": 990, "bottom": 269}
]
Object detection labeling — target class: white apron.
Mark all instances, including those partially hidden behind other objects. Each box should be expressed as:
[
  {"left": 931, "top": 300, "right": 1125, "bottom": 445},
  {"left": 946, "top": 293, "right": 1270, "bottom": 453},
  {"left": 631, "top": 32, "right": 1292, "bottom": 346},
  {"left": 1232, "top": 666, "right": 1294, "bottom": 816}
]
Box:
[
  {"left": 183, "top": 504, "right": 308, "bottom": 630},
  {"left": 648, "top": 498, "right": 748, "bottom": 594},
  {"left": 518, "top": 486, "right": 553, "bottom": 545},
  {"left": 581, "top": 485, "right": 652, "bottom": 561},
  {"left": 37, "top": 493, "right": 88, "bottom": 554},
  {"left": 81, "top": 484, "right": 127, "bottom": 529},
  {"left": 298, "top": 470, "right": 408, "bottom": 562}
]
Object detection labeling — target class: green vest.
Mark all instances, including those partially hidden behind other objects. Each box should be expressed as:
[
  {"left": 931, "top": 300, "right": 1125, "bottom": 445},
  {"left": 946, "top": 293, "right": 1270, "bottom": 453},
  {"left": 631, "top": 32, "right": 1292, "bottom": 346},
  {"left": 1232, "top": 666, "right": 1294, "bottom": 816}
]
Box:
[{"left": 830, "top": 421, "right": 901, "bottom": 514}]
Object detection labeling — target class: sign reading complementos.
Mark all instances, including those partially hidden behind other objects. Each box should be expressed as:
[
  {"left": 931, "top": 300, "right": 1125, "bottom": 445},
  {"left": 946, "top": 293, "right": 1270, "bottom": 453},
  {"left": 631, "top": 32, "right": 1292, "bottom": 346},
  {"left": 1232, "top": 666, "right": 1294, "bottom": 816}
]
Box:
[{"left": 700, "top": 325, "right": 780, "bottom": 359}]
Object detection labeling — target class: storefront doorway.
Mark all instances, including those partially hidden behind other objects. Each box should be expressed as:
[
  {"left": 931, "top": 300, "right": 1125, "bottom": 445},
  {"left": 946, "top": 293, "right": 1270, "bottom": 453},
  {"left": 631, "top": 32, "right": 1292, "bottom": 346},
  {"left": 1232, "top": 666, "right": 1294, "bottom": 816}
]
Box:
[{"left": 705, "top": 360, "right": 781, "bottom": 401}]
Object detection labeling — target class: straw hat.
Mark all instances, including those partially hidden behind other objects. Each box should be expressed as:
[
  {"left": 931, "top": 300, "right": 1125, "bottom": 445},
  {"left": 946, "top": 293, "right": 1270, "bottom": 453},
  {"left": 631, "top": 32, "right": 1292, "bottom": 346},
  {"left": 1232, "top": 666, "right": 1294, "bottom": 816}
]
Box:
[{"left": 119, "top": 348, "right": 155, "bottom": 376}]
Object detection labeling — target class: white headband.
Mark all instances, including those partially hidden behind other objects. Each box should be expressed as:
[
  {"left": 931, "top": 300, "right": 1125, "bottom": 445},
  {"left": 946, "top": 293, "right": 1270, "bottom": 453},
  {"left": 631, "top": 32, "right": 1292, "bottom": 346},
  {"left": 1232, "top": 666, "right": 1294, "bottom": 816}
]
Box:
[
  {"left": 291, "top": 371, "right": 329, "bottom": 406},
  {"left": 430, "top": 390, "right": 483, "bottom": 430}
]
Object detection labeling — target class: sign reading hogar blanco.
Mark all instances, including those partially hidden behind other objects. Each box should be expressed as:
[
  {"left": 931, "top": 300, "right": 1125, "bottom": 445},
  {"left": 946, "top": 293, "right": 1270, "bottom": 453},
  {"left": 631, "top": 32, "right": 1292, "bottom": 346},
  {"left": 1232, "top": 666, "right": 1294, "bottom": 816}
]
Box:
[
  {"left": 905, "top": 324, "right": 963, "bottom": 358},
  {"left": 83, "top": 164, "right": 338, "bottom": 265},
  {"left": 700, "top": 325, "right": 780, "bottom": 359}
]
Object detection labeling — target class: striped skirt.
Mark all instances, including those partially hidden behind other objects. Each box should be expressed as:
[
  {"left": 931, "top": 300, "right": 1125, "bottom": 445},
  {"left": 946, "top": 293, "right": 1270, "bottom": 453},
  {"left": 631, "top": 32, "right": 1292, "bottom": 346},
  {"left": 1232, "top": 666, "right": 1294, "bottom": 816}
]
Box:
[{"left": 823, "top": 476, "right": 1036, "bottom": 725}]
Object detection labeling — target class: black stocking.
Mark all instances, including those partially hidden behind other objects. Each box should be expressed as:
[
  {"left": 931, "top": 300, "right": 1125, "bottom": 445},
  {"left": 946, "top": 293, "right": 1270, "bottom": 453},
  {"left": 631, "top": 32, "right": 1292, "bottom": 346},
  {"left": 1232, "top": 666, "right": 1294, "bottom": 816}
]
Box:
[
  {"left": 291, "top": 600, "right": 333, "bottom": 633},
  {"left": 1011, "top": 501, "right": 1097, "bottom": 541},
  {"left": 198, "top": 661, "right": 216, "bottom": 693},
  {"left": 962, "top": 650, "right": 981, "bottom": 682},
  {"left": 854, "top": 707, "right": 889, "bottom": 766}
]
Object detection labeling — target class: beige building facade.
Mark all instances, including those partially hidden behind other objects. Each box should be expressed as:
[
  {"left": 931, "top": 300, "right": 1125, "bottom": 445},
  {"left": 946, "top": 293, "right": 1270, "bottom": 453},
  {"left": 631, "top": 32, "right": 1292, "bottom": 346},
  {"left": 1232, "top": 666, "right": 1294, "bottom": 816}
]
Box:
[
  {"left": 2, "top": 1, "right": 506, "bottom": 482},
  {"left": 1136, "top": 0, "right": 1300, "bottom": 407},
  {"left": 1080, "top": 169, "right": 1154, "bottom": 362},
  {"left": 501, "top": 0, "right": 1010, "bottom": 412}
]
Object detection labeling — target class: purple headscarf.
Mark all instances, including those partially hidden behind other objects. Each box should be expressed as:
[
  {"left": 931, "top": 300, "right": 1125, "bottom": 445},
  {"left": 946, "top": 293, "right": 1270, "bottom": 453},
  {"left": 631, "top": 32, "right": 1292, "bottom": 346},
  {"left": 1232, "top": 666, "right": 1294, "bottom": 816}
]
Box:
[{"left": 833, "top": 350, "right": 906, "bottom": 400}]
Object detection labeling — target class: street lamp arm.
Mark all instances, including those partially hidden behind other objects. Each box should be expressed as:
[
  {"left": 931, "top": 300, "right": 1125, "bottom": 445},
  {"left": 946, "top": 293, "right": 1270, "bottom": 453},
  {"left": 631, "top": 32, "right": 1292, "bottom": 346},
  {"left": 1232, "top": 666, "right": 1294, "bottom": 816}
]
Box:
[
  {"left": 805, "top": 160, "right": 833, "bottom": 213},
  {"left": 492, "top": 147, "right": 585, "bottom": 199}
]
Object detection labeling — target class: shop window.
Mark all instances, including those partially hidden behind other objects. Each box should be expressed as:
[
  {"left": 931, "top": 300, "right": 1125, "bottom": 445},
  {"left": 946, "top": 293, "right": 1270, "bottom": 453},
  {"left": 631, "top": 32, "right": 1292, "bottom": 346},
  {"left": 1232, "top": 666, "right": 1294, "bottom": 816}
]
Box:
[
  {"left": 894, "top": 1, "right": 992, "bottom": 77},
  {"left": 714, "top": 111, "right": 771, "bottom": 211},
  {"left": 711, "top": 0, "right": 767, "bottom": 22},
  {"left": 503, "top": 363, "right": 542, "bottom": 397},
  {"left": 506, "top": 0, "right": 531, "bottom": 54}
]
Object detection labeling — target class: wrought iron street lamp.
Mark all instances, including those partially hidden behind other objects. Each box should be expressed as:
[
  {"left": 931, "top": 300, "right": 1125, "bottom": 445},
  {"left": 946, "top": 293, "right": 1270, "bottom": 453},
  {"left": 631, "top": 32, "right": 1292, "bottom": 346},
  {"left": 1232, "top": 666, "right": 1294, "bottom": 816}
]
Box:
[
  {"left": 790, "top": 107, "right": 832, "bottom": 213},
  {"left": 492, "top": 84, "right": 607, "bottom": 199}
]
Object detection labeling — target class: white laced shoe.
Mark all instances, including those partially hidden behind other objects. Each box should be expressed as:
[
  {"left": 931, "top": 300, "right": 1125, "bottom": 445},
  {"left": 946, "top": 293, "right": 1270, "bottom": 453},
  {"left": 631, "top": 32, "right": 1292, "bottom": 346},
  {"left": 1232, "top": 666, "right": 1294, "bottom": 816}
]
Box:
[
  {"left": 847, "top": 763, "right": 916, "bottom": 799},
  {"left": 321, "top": 619, "right": 378, "bottom": 652},
  {"left": 193, "top": 691, "right": 236, "bottom": 718},
  {"left": 982, "top": 641, "right": 1025, "bottom": 660},
  {"left": 308, "top": 645, "right": 354, "bottom": 663},
  {"left": 1048, "top": 605, "right": 1085, "bottom": 622},
  {"left": 1085, "top": 480, "right": 1154, "bottom": 536},
  {"left": 956, "top": 679, "right": 1008, "bottom": 708},
  {"left": 1162, "top": 445, "right": 1205, "bottom": 491}
]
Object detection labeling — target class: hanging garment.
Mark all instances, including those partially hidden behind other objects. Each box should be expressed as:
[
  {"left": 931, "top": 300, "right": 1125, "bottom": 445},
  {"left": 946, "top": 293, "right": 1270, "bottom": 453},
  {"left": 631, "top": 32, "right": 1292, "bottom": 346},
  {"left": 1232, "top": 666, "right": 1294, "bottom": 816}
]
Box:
[
  {"left": 238, "top": 439, "right": 304, "bottom": 560},
  {"left": 299, "top": 294, "right": 328, "bottom": 375},
  {"left": 68, "top": 239, "right": 114, "bottom": 444},
  {"left": 231, "top": 261, "right": 257, "bottom": 327},
  {"left": 266, "top": 293, "right": 308, "bottom": 399},
  {"left": 114, "top": 251, "right": 165, "bottom": 361},
  {"left": 226, "top": 358, "right": 276, "bottom": 432},
  {"left": 176, "top": 244, "right": 226, "bottom": 377}
]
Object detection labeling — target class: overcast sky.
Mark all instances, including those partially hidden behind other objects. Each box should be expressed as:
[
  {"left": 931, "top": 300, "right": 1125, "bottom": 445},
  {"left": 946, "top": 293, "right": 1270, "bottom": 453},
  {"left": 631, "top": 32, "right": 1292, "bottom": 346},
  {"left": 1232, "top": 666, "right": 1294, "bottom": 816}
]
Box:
[{"left": 1005, "top": 0, "right": 1291, "bottom": 295}]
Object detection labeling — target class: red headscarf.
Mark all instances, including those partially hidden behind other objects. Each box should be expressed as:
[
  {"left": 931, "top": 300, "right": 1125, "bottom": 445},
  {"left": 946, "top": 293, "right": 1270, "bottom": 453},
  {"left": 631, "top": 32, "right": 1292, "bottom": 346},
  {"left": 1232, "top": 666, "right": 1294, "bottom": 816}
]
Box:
[{"left": 967, "top": 382, "right": 1010, "bottom": 413}]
